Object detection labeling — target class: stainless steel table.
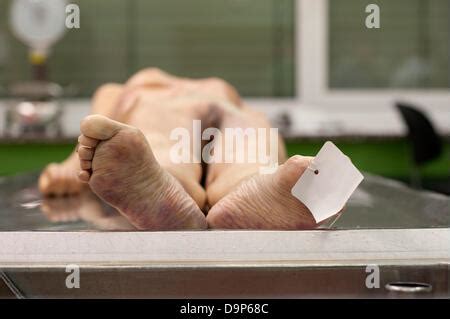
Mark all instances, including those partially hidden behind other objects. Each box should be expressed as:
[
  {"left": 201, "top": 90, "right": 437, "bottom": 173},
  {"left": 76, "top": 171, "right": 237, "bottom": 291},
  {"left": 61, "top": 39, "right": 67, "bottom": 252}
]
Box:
[{"left": 0, "top": 172, "right": 449, "bottom": 298}]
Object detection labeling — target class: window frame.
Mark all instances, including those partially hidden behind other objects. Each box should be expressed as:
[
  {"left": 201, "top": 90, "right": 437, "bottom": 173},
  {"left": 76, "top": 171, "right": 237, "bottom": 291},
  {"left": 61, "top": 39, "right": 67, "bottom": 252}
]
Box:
[{"left": 292, "top": 0, "right": 450, "bottom": 113}]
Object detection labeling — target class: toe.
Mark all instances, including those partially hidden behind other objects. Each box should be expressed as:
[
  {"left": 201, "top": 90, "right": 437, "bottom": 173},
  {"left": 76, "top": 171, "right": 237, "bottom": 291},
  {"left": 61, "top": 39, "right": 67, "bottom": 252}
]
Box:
[
  {"left": 39, "top": 163, "right": 56, "bottom": 191},
  {"left": 46, "top": 164, "right": 62, "bottom": 195},
  {"left": 80, "top": 114, "right": 125, "bottom": 140},
  {"left": 275, "top": 155, "right": 314, "bottom": 189},
  {"left": 80, "top": 160, "right": 92, "bottom": 170},
  {"left": 38, "top": 170, "right": 51, "bottom": 194},
  {"left": 78, "top": 170, "right": 90, "bottom": 183},
  {"left": 78, "top": 146, "right": 94, "bottom": 160},
  {"left": 78, "top": 135, "right": 99, "bottom": 148}
]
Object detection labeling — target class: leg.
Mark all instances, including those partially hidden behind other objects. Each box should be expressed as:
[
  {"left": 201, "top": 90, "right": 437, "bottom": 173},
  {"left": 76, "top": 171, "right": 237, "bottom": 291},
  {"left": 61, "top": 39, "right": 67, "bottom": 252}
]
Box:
[
  {"left": 205, "top": 107, "right": 318, "bottom": 229},
  {"left": 116, "top": 71, "right": 244, "bottom": 208},
  {"left": 73, "top": 74, "right": 240, "bottom": 229},
  {"left": 39, "top": 84, "right": 124, "bottom": 196},
  {"left": 117, "top": 69, "right": 243, "bottom": 123}
]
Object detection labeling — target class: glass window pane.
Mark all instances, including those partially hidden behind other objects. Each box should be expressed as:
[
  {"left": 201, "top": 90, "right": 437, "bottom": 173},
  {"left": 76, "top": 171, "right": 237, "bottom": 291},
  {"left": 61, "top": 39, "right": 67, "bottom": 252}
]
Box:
[
  {"left": 329, "top": 0, "right": 449, "bottom": 89},
  {"left": 0, "top": 0, "right": 295, "bottom": 97}
]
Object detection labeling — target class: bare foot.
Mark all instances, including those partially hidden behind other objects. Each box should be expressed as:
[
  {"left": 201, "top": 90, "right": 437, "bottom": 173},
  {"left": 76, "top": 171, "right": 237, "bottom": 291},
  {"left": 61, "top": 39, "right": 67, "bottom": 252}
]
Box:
[
  {"left": 38, "top": 157, "right": 85, "bottom": 196},
  {"left": 77, "top": 114, "right": 207, "bottom": 230},
  {"left": 206, "top": 155, "right": 327, "bottom": 230}
]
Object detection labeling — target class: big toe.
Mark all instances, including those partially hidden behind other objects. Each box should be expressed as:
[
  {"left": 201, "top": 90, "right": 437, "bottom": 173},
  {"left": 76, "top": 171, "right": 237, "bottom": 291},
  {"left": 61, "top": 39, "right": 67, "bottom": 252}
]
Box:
[
  {"left": 274, "top": 155, "right": 314, "bottom": 190},
  {"left": 80, "top": 114, "right": 125, "bottom": 140}
]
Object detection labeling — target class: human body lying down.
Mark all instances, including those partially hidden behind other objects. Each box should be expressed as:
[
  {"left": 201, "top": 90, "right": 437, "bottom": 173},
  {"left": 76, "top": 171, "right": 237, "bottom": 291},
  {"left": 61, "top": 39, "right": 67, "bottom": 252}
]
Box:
[{"left": 38, "top": 68, "right": 328, "bottom": 230}]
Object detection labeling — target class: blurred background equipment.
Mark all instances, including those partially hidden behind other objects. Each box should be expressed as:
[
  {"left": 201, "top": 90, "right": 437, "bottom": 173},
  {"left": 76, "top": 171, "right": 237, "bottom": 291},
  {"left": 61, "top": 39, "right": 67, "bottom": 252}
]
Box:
[
  {"left": 9, "top": 0, "right": 67, "bottom": 81},
  {"left": 5, "top": 81, "right": 63, "bottom": 138},
  {"left": 4, "top": 0, "right": 67, "bottom": 138},
  {"left": 396, "top": 102, "right": 450, "bottom": 194}
]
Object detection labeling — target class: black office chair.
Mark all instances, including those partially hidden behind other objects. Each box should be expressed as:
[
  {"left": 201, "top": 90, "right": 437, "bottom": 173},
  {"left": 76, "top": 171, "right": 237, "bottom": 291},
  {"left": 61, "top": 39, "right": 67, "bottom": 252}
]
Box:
[{"left": 395, "top": 102, "right": 449, "bottom": 194}]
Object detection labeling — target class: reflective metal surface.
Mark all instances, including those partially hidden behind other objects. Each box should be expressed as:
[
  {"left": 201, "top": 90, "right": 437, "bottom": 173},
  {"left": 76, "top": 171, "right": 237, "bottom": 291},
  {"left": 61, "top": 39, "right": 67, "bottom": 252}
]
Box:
[
  {"left": 1, "top": 264, "right": 448, "bottom": 298},
  {"left": 0, "top": 172, "right": 135, "bottom": 231},
  {"left": 4, "top": 82, "right": 64, "bottom": 139},
  {"left": 0, "top": 172, "right": 448, "bottom": 231},
  {"left": 385, "top": 281, "right": 433, "bottom": 294},
  {"left": 1, "top": 228, "right": 448, "bottom": 298},
  {"left": 0, "top": 171, "right": 448, "bottom": 298}
]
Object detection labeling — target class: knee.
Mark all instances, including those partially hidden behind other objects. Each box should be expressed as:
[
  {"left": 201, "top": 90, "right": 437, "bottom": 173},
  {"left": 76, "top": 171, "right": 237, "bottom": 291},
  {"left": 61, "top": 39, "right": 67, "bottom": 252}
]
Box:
[
  {"left": 203, "top": 77, "right": 242, "bottom": 105},
  {"left": 135, "top": 67, "right": 166, "bottom": 78},
  {"left": 126, "top": 68, "right": 174, "bottom": 87},
  {"left": 93, "top": 83, "right": 123, "bottom": 99},
  {"left": 204, "top": 77, "right": 229, "bottom": 87}
]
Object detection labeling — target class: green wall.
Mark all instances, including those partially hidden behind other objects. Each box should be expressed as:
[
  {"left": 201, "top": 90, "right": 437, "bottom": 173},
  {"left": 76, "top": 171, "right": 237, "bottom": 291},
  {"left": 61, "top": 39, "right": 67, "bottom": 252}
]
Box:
[
  {"left": 1, "top": 140, "right": 448, "bottom": 179},
  {"left": 0, "top": 0, "right": 295, "bottom": 97}
]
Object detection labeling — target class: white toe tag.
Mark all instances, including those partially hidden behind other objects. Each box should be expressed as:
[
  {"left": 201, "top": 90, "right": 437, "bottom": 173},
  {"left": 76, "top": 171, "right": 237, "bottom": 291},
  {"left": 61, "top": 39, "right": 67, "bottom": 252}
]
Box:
[{"left": 291, "top": 141, "right": 364, "bottom": 223}]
